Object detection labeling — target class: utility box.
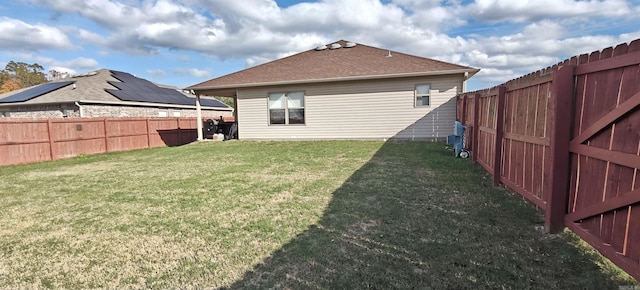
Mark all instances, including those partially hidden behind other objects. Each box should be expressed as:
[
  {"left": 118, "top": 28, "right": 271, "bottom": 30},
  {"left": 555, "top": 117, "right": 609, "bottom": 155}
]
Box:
[
  {"left": 454, "top": 121, "right": 465, "bottom": 136},
  {"left": 446, "top": 121, "right": 469, "bottom": 158}
]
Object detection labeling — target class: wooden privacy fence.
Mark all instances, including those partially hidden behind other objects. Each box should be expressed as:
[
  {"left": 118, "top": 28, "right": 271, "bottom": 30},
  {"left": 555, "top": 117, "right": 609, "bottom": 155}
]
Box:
[
  {"left": 0, "top": 117, "right": 200, "bottom": 166},
  {"left": 458, "top": 39, "right": 640, "bottom": 280}
]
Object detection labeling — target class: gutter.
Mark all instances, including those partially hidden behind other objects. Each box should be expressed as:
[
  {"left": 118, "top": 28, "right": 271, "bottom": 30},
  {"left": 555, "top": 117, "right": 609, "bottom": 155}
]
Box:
[
  {"left": 189, "top": 68, "right": 481, "bottom": 91},
  {"left": 77, "top": 99, "right": 233, "bottom": 111}
]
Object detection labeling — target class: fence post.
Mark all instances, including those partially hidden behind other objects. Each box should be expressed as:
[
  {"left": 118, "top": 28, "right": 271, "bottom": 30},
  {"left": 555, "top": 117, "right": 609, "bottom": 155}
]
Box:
[
  {"left": 493, "top": 86, "right": 507, "bottom": 186},
  {"left": 176, "top": 117, "right": 182, "bottom": 145},
  {"left": 545, "top": 65, "right": 575, "bottom": 233},
  {"left": 472, "top": 93, "right": 480, "bottom": 163},
  {"left": 146, "top": 118, "right": 152, "bottom": 148},
  {"left": 47, "top": 119, "right": 56, "bottom": 161},
  {"left": 103, "top": 118, "right": 110, "bottom": 153},
  {"left": 460, "top": 94, "right": 467, "bottom": 125}
]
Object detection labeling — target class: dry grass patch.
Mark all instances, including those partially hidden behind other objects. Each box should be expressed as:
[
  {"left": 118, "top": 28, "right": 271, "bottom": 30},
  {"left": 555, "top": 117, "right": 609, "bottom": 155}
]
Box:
[{"left": 0, "top": 141, "right": 380, "bottom": 288}]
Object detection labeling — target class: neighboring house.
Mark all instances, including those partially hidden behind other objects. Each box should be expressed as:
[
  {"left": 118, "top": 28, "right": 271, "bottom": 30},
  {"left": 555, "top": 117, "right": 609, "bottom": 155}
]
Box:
[
  {"left": 0, "top": 69, "right": 233, "bottom": 119},
  {"left": 187, "top": 40, "right": 479, "bottom": 141}
]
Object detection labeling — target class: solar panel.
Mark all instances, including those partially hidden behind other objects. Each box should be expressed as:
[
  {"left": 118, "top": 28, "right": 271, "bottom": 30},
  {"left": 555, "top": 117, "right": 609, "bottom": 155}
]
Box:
[
  {"left": 105, "top": 70, "right": 228, "bottom": 108},
  {"left": 200, "top": 98, "right": 227, "bottom": 107},
  {"left": 0, "top": 81, "right": 74, "bottom": 103}
]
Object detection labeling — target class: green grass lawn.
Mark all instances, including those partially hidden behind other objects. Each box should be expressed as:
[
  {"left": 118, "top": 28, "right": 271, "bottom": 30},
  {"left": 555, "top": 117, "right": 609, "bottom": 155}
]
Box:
[{"left": 0, "top": 141, "right": 636, "bottom": 288}]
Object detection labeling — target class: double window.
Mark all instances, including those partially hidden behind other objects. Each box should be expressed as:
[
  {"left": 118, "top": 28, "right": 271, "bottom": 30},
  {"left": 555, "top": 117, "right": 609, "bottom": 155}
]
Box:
[
  {"left": 415, "top": 84, "right": 430, "bottom": 106},
  {"left": 269, "top": 92, "right": 305, "bottom": 125}
]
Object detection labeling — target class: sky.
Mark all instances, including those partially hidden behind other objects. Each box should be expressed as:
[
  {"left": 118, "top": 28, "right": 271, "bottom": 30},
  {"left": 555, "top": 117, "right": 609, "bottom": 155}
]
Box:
[{"left": 1, "top": 0, "right": 639, "bottom": 91}]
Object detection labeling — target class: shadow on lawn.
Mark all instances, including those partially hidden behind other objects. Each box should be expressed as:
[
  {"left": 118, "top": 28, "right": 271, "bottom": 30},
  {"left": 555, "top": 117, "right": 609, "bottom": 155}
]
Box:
[
  {"left": 225, "top": 142, "right": 633, "bottom": 289},
  {"left": 156, "top": 129, "right": 198, "bottom": 147}
]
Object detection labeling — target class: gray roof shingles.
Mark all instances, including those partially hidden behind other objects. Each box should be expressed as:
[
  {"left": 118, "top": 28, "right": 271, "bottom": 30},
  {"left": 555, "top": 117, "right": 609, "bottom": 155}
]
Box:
[{"left": 0, "top": 69, "right": 230, "bottom": 109}]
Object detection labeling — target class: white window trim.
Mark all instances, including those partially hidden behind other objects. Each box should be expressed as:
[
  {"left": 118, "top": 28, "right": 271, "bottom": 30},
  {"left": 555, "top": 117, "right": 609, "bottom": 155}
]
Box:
[
  {"left": 268, "top": 91, "right": 305, "bottom": 125},
  {"left": 415, "top": 84, "right": 431, "bottom": 107}
]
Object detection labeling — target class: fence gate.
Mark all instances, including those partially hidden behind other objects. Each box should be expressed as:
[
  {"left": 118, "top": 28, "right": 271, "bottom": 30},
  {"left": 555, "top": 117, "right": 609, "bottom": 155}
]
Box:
[{"left": 564, "top": 44, "right": 640, "bottom": 279}]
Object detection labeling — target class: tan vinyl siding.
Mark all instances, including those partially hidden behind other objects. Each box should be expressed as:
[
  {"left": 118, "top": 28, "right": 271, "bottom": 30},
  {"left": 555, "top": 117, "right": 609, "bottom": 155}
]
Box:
[{"left": 236, "top": 75, "right": 462, "bottom": 140}]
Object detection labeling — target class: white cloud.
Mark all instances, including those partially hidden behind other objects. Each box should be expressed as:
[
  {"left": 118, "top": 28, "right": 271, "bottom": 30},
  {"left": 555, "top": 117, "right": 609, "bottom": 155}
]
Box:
[
  {"left": 463, "top": 0, "right": 633, "bottom": 23},
  {"left": 147, "top": 69, "right": 166, "bottom": 77},
  {"left": 62, "top": 57, "right": 100, "bottom": 69},
  {"left": 14, "top": 0, "right": 640, "bottom": 90},
  {"left": 0, "top": 17, "right": 73, "bottom": 51},
  {"left": 76, "top": 28, "right": 108, "bottom": 46},
  {"left": 7, "top": 53, "right": 100, "bottom": 73},
  {"left": 26, "top": 0, "right": 144, "bottom": 29},
  {"left": 473, "top": 67, "right": 521, "bottom": 83},
  {"left": 47, "top": 66, "right": 77, "bottom": 75},
  {"left": 175, "top": 68, "right": 211, "bottom": 78}
]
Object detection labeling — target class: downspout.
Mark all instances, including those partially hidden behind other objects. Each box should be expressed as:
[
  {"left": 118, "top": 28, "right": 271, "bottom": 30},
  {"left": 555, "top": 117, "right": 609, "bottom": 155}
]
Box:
[
  {"left": 462, "top": 71, "right": 469, "bottom": 93},
  {"left": 74, "top": 101, "right": 84, "bottom": 117}
]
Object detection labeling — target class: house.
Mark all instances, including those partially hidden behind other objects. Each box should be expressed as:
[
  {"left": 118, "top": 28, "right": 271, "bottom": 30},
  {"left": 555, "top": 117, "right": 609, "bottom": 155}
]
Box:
[
  {"left": 187, "top": 40, "right": 479, "bottom": 140},
  {"left": 0, "top": 69, "right": 233, "bottom": 119}
]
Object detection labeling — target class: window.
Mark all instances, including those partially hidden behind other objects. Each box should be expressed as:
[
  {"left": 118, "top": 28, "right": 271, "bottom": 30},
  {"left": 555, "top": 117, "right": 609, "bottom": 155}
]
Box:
[
  {"left": 415, "top": 84, "right": 430, "bottom": 106},
  {"left": 0, "top": 112, "right": 9, "bottom": 117},
  {"left": 158, "top": 110, "right": 168, "bottom": 117},
  {"left": 269, "top": 92, "right": 305, "bottom": 125},
  {"left": 172, "top": 111, "right": 181, "bottom": 117}
]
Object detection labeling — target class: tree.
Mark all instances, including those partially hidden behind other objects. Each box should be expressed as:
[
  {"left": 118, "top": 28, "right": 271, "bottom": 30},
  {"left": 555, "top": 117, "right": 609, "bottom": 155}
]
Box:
[
  {"left": 48, "top": 69, "right": 70, "bottom": 81},
  {"left": 0, "top": 61, "right": 47, "bottom": 90},
  {"left": 0, "top": 78, "right": 22, "bottom": 93},
  {"left": 217, "top": 96, "right": 235, "bottom": 108}
]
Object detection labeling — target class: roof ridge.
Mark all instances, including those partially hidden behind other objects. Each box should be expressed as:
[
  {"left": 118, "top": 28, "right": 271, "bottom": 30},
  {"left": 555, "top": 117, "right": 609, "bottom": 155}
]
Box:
[
  {"left": 187, "top": 43, "right": 327, "bottom": 89},
  {"left": 188, "top": 39, "right": 355, "bottom": 89},
  {"left": 188, "top": 40, "right": 479, "bottom": 90}
]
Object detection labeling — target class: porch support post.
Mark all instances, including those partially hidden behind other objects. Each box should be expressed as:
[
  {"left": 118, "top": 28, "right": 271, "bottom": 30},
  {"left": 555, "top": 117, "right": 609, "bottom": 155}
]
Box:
[{"left": 196, "top": 93, "right": 203, "bottom": 141}]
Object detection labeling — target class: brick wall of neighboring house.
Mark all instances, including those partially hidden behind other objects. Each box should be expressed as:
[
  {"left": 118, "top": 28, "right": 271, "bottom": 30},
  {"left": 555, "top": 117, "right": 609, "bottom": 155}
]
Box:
[
  {"left": 0, "top": 103, "right": 233, "bottom": 119},
  {"left": 0, "top": 103, "right": 79, "bottom": 118}
]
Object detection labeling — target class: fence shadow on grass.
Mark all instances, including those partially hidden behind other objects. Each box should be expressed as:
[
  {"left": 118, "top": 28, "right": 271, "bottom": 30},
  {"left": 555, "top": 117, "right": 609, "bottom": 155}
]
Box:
[{"left": 224, "top": 142, "right": 633, "bottom": 289}]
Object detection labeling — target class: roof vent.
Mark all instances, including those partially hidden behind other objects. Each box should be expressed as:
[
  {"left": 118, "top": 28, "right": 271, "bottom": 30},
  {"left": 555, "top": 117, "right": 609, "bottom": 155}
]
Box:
[
  {"left": 344, "top": 42, "right": 356, "bottom": 48},
  {"left": 315, "top": 45, "right": 327, "bottom": 51},
  {"left": 329, "top": 43, "right": 342, "bottom": 50}
]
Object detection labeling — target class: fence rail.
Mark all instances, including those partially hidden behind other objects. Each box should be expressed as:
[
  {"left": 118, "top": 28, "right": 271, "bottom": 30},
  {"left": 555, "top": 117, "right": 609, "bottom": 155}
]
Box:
[
  {"left": 458, "top": 39, "right": 640, "bottom": 280},
  {"left": 0, "top": 117, "right": 200, "bottom": 166}
]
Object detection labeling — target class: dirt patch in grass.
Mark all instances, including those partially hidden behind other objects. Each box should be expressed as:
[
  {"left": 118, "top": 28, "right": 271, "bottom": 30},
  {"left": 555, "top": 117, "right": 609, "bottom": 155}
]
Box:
[
  {"left": 21, "top": 161, "right": 124, "bottom": 179},
  {"left": 347, "top": 219, "right": 379, "bottom": 236}
]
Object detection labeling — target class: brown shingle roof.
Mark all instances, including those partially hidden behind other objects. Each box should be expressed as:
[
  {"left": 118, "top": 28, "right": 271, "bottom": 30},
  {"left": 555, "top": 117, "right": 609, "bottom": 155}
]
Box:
[{"left": 188, "top": 40, "right": 479, "bottom": 90}]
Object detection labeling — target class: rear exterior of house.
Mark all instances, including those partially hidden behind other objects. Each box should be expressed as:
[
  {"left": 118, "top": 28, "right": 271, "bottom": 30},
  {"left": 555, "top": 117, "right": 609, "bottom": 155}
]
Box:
[
  {"left": 237, "top": 75, "right": 461, "bottom": 140},
  {"left": 188, "top": 40, "right": 478, "bottom": 140}
]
